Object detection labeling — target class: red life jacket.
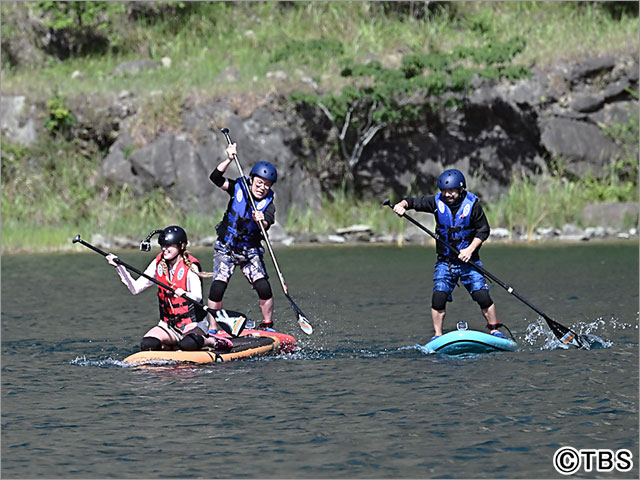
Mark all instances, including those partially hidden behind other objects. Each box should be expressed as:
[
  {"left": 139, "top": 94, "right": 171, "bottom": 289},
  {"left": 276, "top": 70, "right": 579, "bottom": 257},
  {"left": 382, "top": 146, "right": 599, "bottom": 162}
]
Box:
[{"left": 155, "top": 253, "right": 204, "bottom": 330}]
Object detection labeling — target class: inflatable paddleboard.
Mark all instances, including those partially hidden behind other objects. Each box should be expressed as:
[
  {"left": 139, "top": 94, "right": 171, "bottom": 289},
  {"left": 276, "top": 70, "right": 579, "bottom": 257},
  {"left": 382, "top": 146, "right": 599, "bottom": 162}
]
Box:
[
  {"left": 425, "top": 328, "right": 517, "bottom": 355},
  {"left": 123, "top": 329, "right": 296, "bottom": 365}
]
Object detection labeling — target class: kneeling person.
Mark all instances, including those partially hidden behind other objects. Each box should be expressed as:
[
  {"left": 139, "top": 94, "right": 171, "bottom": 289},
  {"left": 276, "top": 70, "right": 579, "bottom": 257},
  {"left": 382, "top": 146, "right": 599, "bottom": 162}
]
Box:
[{"left": 106, "top": 225, "right": 231, "bottom": 352}]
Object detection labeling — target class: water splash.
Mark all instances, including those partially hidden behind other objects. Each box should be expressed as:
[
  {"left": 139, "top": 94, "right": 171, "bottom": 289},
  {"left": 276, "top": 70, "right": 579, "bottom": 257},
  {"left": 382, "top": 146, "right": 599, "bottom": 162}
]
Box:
[
  {"left": 523, "top": 316, "right": 622, "bottom": 350},
  {"left": 70, "top": 355, "right": 139, "bottom": 368}
]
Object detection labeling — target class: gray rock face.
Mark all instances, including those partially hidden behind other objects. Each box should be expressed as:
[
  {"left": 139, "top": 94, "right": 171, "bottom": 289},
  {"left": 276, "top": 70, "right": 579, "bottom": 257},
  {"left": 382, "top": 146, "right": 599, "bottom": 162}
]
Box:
[
  {"left": 0, "top": 95, "right": 38, "bottom": 146},
  {"left": 3, "top": 53, "right": 636, "bottom": 219},
  {"left": 581, "top": 202, "right": 639, "bottom": 228},
  {"left": 345, "top": 54, "right": 637, "bottom": 201},
  {"left": 539, "top": 117, "right": 620, "bottom": 176},
  {"left": 101, "top": 95, "right": 323, "bottom": 220}
]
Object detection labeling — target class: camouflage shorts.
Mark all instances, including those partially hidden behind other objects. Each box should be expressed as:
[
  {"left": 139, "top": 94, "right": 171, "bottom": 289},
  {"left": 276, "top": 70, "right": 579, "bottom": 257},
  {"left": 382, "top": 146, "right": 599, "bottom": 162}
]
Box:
[{"left": 213, "top": 240, "right": 268, "bottom": 284}]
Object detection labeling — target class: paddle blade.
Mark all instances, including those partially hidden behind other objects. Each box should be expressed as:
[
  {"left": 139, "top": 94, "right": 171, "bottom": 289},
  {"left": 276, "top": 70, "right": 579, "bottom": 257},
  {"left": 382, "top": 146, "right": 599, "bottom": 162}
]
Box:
[
  {"left": 548, "top": 319, "right": 589, "bottom": 349},
  {"left": 297, "top": 314, "right": 313, "bottom": 335},
  {"left": 214, "top": 309, "right": 247, "bottom": 337}
]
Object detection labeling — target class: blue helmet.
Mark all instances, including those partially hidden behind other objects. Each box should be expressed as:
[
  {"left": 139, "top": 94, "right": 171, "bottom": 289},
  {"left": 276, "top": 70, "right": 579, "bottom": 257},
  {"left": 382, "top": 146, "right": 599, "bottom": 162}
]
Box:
[
  {"left": 438, "top": 169, "right": 466, "bottom": 190},
  {"left": 250, "top": 161, "right": 277, "bottom": 183}
]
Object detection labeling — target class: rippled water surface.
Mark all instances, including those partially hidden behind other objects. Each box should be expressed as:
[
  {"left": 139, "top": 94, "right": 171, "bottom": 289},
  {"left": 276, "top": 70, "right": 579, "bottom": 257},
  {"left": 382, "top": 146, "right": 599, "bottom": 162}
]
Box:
[{"left": 2, "top": 243, "right": 638, "bottom": 478}]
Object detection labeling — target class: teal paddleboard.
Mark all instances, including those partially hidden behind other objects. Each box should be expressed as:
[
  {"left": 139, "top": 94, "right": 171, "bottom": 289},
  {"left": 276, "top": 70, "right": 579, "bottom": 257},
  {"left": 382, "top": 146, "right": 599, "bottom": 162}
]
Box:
[{"left": 425, "top": 329, "right": 517, "bottom": 355}]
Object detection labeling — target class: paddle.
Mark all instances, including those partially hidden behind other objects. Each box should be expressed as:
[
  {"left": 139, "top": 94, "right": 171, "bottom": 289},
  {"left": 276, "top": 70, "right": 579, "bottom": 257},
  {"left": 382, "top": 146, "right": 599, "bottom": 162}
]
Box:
[
  {"left": 72, "top": 234, "right": 247, "bottom": 337},
  {"left": 220, "top": 127, "right": 313, "bottom": 335},
  {"left": 382, "top": 199, "right": 590, "bottom": 349}
]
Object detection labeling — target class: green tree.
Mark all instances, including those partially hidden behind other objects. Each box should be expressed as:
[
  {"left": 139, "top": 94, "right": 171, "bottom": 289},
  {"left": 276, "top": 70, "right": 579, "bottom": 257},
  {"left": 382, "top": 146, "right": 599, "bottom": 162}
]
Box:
[{"left": 34, "top": 1, "right": 127, "bottom": 56}]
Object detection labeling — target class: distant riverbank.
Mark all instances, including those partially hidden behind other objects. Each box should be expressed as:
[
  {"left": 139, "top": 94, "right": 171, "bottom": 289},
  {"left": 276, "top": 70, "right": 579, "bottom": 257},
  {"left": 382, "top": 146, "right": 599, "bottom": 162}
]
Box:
[{"left": 2, "top": 222, "right": 637, "bottom": 255}]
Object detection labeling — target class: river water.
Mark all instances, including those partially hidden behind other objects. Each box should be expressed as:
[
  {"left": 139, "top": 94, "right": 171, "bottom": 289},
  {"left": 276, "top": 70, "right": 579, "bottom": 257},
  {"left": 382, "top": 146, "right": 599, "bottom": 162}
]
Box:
[{"left": 2, "top": 242, "right": 638, "bottom": 478}]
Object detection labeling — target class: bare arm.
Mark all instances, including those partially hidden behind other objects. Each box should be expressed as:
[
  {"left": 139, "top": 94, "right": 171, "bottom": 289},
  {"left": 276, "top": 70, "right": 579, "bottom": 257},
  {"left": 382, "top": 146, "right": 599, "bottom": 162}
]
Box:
[
  {"left": 458, "top": 237, "right": 483, "bottom": 263},
  {"left": 210, "top": 143, "right": 237, "bottom": 191}
]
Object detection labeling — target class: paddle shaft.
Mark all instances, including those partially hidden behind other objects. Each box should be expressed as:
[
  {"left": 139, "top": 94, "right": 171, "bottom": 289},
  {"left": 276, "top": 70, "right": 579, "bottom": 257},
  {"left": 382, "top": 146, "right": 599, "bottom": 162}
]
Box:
[
  {"left": 383, "top": 200, "right": 585, "bottom": 347},
  {"left": 220, "top": 128, "right": 313, "bottom": 334},
  {"left": 72, "top": 235, "right": 211, "bottom": 316},
  {"left": 220, "top": 129, "right": 289, "bottom": 295}
]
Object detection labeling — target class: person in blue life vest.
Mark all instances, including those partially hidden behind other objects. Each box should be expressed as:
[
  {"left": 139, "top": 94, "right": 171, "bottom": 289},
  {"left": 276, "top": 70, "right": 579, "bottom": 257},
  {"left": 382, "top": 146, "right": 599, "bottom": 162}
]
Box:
[
  {"left": 105, "top": 226, "right": 233, "bottom": 352},
  {"left": 392, "top": 169, "right": 506, "bottom": 341},
  {"left": 207, "top": 142, "right": 277, "bottom": 331}
]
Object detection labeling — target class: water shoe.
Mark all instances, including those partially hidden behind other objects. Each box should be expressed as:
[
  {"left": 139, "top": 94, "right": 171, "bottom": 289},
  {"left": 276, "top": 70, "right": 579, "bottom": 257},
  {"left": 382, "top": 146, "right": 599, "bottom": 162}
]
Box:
[
  {"left": 491, "top": 331, "right": 507, "bottom": 339},
  {"left": 260, "top": 320, "right": 275, "bottom": 331},
  {"left": 213, "top": 336, "right": 233, "bottom": 351}
]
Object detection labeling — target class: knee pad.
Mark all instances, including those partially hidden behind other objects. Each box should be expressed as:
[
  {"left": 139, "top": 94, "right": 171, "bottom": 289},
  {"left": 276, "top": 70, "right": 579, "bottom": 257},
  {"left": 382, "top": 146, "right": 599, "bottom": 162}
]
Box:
[
  {"left": 471, "top": 289, "right": 494, "bottom": 310},
  {"left": 140, "top": 336, "right": 162, "bottom": 351},
  {"left": 431, "top": 291, "right": 449, "bottom": 311},
  {"left": 179, "top": 333, "right": 205, "bottom": 351},
  {"left": 208, "top": 280, "right": 228, "bottom": 303},
  {"left": 253, "top": 278, "right": 273, "bottom": 301}
]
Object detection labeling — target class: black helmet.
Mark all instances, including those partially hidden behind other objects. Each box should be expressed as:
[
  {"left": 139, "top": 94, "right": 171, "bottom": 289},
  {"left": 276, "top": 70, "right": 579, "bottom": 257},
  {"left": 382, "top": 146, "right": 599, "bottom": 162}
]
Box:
[
  {"left": 140, "top": 226, "right": 187, "bottom": 251},
  {"left": 250, "top": 161, "right": 277, "bottom": 183},
  {"left": 158, "top": 225, "right": 187, "bottom": 247},
  {"left": 438, "top": 169, "right": 466, "bottom": 190}
]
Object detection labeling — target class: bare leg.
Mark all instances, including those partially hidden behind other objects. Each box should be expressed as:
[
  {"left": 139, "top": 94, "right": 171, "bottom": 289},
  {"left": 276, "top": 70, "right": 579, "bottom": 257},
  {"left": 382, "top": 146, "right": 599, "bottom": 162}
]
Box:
[
  {"left": 208, "top": 298, "right": 223, "bottom": 331},
  {"left": 144, "top": 325, "right": 178, "bottom": 350},
  {"left": 482, "top": 304, "right": 500, "bottom": 332},
  {"left": 431, "top": 308, "right": 446, "bottom": 337},
  {"left": 259, "top": 297, "right": 274, "bottom": 325}
]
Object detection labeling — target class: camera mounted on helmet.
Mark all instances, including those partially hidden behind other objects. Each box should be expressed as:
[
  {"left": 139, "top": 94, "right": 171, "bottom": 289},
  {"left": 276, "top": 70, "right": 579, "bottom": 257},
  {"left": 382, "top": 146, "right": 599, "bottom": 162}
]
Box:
[{"left": 140, "top": 226, "right": 188, "bottom": 251}]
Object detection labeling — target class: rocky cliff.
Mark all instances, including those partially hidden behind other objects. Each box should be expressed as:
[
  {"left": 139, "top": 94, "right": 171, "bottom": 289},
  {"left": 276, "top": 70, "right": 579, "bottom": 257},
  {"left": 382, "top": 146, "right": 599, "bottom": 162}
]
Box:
[{"left": 2, "top": 53, "right": 637, "bottom": 223}]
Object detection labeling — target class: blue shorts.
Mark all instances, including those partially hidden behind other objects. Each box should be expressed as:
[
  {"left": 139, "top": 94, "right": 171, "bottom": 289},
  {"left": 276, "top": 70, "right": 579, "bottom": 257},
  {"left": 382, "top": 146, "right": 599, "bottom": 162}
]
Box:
[{"left": 433, "top": 260, "right": 489, "bottom": 301}]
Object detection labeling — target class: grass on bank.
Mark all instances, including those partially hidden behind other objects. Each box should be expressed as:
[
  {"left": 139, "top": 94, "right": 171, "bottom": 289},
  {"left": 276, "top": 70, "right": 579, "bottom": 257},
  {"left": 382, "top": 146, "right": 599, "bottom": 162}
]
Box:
[
  {"left": 2, "top": 139, "right": 637, "bottom": 253},
  {"left": 1, "top": 2, "right": 637, "bottom": 98},
  {"left": 2, "top": 104, "right": 638, "bottom": 252},
  {"left": 1, "top": 2, "right": 638, "bottom": 251}
]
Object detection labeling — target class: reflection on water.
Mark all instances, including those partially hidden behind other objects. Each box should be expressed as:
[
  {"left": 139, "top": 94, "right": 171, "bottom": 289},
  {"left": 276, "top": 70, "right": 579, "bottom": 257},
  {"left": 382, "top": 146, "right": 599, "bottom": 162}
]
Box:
[{"left": 2, "top": 243, "right": 638, "bottom": 478}]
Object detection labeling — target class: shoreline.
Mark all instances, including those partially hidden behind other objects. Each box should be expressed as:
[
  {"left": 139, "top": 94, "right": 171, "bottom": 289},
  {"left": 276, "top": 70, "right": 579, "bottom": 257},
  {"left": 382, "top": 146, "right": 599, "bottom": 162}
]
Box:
[{"left": 2, "top": 225, "right": 638, "bottom": 255}]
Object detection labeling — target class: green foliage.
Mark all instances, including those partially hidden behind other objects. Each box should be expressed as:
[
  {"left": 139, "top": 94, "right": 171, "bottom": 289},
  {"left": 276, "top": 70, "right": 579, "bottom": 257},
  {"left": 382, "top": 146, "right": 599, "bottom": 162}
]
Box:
[
  {"left": 44, "top": 95, "right": 75, "bottom": 135},
  {"left": 1, "top": 136, "right": 94, "bottom": 226},
  {"left": 1, "top": 1, "right": 637, "bottom": 251},
  {"left": 291, "top": 36, "right": 531, "bottom": 171},
  {"left": 36, "top": 1, "right": 122, "bottom": 30},
  {"left": 486, "top": 164, "right": 639, "bottom": 241},
  {"left": 0, "top": 137, "right": 28, "bottom": 182},
  {"left": 35, "top": 1, "right": 127, "bottom": 53},
  {"left": 453, "top": 37, "right": 526, "bottom": 65},
  {"left": 285, "top": 188, "right": 405, "bottom": 236},
  {"left": 597, "top": 104, "right": 638, "bottom": 195},
  {"left": 271, "top": 38, "right": 344, "bottom": 64}
]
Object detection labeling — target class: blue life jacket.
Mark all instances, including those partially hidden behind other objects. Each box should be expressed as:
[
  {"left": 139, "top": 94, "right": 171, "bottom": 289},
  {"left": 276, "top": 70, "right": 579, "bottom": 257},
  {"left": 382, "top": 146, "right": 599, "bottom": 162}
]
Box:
[
  {"left": 218, "top": 177, "right": 274, "bottom": 249},
  {"left": 434, "top": 191, "right": 478, "bottom": 258}
]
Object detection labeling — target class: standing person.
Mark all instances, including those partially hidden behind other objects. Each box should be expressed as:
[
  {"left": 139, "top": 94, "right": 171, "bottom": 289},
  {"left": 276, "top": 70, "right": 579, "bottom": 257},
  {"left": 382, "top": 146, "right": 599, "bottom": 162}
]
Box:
[
  {"left": 106, "top": 225, "right": 232, "bottom": 351},
  {"left": 392, "top": 169, "right": 506, "bottom": 340},
  {"left": 208, "top": 142, "right": 277, "bottom": 331}
]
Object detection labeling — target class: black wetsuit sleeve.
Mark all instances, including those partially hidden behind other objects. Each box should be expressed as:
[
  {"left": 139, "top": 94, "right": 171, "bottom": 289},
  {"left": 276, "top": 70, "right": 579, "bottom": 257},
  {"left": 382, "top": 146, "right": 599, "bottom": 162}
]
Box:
[
  {"left": 209, "top": 168, "right": 226, "bottom": 187},
  {"left": 210, "top": 171, "right": 237, "bottom": 197},
  {"left": 471, "top": 201, "right": 490, "bottom": 242},
  {"left": 263, "top": 202, "right": 275, "bottom": 229},
  {"left": 405, "top": 194, "right": 437, "bottom": 213}
]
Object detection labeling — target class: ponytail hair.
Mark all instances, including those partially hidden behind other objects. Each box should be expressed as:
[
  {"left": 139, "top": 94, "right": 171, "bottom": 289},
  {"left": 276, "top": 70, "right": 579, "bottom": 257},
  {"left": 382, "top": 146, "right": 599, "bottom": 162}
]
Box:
[{"left": 183, "top": 249, "right": 214, "bottom": 278}]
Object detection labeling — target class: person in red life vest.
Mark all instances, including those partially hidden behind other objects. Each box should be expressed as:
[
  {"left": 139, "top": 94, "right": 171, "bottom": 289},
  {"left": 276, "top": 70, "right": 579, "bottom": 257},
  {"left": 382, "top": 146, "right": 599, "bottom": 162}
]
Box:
[
  {"left": 105, "top": 226, "right": 232, "bottom": 352},
  {"left": 392, "top": 169, "right": 505, "bottom": 341},
  {"left": 208, "top": 142, "right": 277, "bottom": 331}
]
